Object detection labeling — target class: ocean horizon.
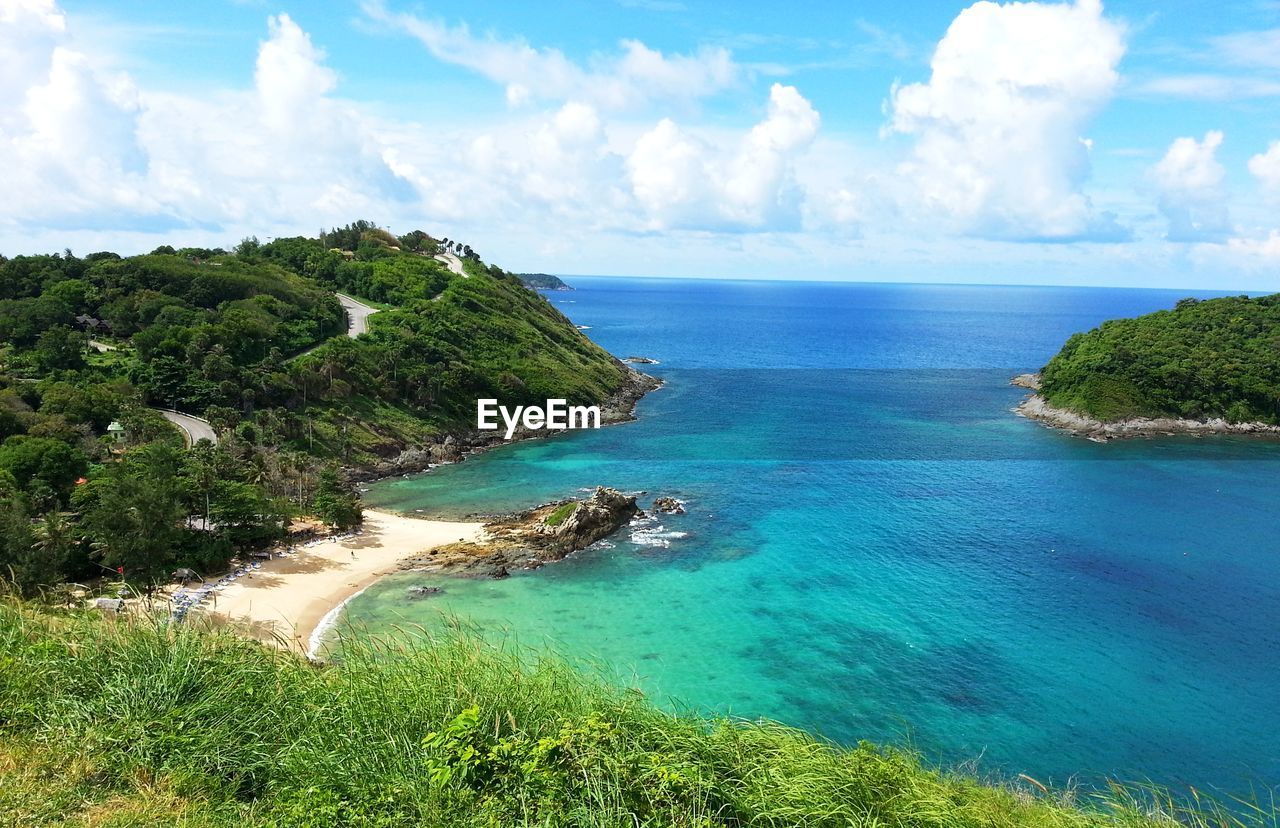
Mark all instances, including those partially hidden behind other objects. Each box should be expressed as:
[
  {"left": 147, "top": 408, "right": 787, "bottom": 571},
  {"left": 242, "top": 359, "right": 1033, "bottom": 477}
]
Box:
[{"left": 347, "top": 277, "right": 1280, "bottom": 796}]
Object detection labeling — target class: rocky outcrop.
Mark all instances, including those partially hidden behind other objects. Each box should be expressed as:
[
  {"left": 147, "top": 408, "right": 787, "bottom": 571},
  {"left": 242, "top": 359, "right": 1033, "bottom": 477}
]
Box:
[
  {"left": 1014, "top": 387, "right": 1280, "bottom": 441},
  {"left": 623, "top": 356, "right": 659, "bottom": 365},
  {"left": 406, "top": 585, "right": 444, "bottom": 599},
  {"left": 652, "top": 496, "right": 685, "bottom": 514},
  {"left": 397, "top": 487, "right": 640, "bottom": 578},
  {"left": 1010, "top": 373, "right": 1041, "bottom": 391},
  {"left": 535, "top": 487, "right": 641, "bottom": 552}
]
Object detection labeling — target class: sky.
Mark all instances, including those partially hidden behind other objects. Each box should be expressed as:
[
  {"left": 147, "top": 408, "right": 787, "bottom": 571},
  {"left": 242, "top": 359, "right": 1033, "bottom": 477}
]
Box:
[{"left": 3, "top": 0, "right": 1280, "bottom": 288}]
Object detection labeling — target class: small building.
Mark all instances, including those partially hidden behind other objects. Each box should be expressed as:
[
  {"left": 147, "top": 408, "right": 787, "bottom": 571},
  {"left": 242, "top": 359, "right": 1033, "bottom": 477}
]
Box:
[{"left": 107, "top": 421, "right": 126, "bottom": 441}]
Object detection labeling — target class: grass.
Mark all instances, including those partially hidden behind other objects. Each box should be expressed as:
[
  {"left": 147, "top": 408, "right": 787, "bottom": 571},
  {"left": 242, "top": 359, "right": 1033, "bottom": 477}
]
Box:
[
  {"left": 0, "top": 598, "right": 1274, "bottom": 828},
  {"left": 544, "top": 501, "right": 577, "bottom": 527}
]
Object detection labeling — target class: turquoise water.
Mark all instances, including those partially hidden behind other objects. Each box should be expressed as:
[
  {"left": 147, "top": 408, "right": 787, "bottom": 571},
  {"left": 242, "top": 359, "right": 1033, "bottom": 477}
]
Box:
[{"left": 350, "top": 279, "right": 1280, "bottom": 794}]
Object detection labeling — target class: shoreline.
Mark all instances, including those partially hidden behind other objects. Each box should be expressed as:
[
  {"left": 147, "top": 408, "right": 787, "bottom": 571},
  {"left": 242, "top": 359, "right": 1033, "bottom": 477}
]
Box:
[
  {"left": 1012, "top": 376, "right": 1280, "bottom": 440},
  {"left": 348, "top": 365, "right": 661, "bottom": 483},
  {"left": 201, "top": 509, "right": 484, "bottom": 655},
  {"left": 203, "top": 367, "right": 662, "bottom": 655}
]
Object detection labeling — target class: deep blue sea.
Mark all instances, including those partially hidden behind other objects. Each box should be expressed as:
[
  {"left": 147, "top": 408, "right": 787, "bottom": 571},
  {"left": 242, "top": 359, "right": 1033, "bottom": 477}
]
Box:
[{"left": 351, "top": 278, "right": 1280, "bottom": 795}]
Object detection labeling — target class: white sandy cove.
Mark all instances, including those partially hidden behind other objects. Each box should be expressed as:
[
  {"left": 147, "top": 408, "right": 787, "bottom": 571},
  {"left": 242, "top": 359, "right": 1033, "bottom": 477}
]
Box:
[{"left": 204, "top": 509, "right": 484, "bottom": 655}]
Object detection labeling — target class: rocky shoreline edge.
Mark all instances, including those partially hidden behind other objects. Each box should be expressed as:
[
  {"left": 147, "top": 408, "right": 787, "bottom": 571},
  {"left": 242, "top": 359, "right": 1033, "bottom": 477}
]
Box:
[
  {"left": 396, "top": 486, "right": 680, "bottom": 579},
  {"left": 1010, "top": 373, "right": 1280, "bottom": 441},
  {"left": 347, "top": 364, "right": 662, "bottom": 483}
]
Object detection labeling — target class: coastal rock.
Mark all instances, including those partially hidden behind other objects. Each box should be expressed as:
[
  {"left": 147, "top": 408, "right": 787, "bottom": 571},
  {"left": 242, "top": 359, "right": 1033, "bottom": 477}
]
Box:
[
  {"left": 623, "top": 356, "right": 659, "bottom": 365},
  {"left": 401, "top": 486, "right": 640, "bottom": 578},
  {"left": 406, "top": 585, "right": 444, "bottom": 599},
  {"left": 1010, "top": 373, "right": 1042, "bottom": 391},
  {"left": 1014, "top": 393, "right": 1280, "bottom": 440},
  {"left": 652, "top": 496, "right": 685, "bottom": 514},
  {"left": 536, "top": 487, "right": 640, "bottom": 553}
]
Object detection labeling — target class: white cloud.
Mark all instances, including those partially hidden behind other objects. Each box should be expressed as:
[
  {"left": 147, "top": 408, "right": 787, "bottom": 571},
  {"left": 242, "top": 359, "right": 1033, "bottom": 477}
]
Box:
[
  {"left": 1248, "top": 141, "right": 1280, "bottom": 199},
  {"left": 887, "top": 0, "right": 1127, "bottom": 242},
  {"left": 626, "top": 83, "right": 820, "bottom": 231},
  {"left": 1226, "top": 232, "right": 1280, "bottom": 260},
  {"left": 1131, "top": 74, "right": 1280, "bottom": 101},
  {"left": 0, "top": 0, "right": 151, "bottom": 225},
  {"left": 1210, "top": 28, "right": 1280, "bottom": 71},
  {"left": 363, "top": 0, "right": 737, "bottom": 111},
  {"left": 1150, "top": 131, "right": 1231, "bottom": 242},
  {"left": 0, "top": 6, "right": 415, "bottom": 235}
]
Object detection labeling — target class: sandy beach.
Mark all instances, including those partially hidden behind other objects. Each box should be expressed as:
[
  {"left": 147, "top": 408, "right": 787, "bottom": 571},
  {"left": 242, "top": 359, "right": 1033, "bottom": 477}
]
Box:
[{"left": 199, "top": 509, "right": 484, "bottom": 654}]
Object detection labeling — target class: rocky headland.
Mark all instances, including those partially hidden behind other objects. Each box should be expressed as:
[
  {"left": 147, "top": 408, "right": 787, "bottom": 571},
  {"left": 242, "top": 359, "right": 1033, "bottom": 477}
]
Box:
[{"left": 1011, "top": 374, "right": 1280, "bottom": 441}]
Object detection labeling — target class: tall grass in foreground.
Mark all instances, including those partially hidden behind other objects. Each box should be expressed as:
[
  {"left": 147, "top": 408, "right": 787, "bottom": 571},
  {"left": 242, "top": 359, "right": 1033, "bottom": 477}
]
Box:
[{"left": 0, "top": 599, "right": 1274, "bottom": 828}]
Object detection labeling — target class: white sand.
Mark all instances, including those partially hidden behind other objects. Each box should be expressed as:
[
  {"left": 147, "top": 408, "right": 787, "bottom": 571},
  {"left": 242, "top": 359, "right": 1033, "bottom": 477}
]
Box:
[{"left": 201, "top": 509, "right": 483, "bottom": 653}]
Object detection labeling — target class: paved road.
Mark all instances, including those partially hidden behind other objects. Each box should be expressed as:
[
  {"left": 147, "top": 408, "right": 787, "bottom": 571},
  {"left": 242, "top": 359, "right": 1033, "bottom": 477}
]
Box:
[
  {"left": 158, "top": 409, "right": 218, "bottom": 446},
  {"left": 336, "top": 293, "right": 378, "bottom": 337},
  {"left": 433, "top": 252, "right": 467, "bottom": 277}
]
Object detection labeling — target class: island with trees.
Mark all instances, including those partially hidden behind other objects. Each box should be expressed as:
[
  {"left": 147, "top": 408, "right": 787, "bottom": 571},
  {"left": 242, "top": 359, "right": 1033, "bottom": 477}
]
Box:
[{"left": 1016, "top": 293, "right": 1280, "bottom": 438}]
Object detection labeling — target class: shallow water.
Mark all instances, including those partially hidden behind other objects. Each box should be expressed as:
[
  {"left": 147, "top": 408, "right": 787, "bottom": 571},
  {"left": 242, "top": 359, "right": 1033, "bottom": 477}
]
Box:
[{"left": 347, "top": 279, "right": 1280, "bottom": 793}]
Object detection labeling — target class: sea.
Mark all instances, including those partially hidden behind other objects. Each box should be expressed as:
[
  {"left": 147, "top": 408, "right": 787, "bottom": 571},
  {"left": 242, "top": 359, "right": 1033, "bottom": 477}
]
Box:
[{"left": 341, "top": 278, "right": 1279, "bottom": 796}]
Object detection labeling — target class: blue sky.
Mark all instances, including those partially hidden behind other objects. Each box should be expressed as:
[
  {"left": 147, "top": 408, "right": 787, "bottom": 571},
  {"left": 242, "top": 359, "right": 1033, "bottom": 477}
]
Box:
[{"left": 4, "top": 0, "right": 1280, "bottom": 288}]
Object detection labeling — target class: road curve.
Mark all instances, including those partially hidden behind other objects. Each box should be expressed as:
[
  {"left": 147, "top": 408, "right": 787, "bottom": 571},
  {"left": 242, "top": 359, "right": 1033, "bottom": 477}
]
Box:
[
  {"left": 433, "top": 252, "right": 467, "bottom": 277},
  {"left": 157, "top": 409, "right": 218, "bottom": 446},
  {"left": 336, "top": 293, "right": 378, "bottom": 337}
]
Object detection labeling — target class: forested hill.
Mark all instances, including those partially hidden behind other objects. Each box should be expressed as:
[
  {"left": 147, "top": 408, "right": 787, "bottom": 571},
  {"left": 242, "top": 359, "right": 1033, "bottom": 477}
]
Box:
[
  {"left": 0, "top": 222, "right": 628, "bottom": 461},
  {"left": 1039, "top": 294, "right": 1280, "bottom": 423},
  {"left": 0, "top": 222, "right": 632, "bottom": 592}
]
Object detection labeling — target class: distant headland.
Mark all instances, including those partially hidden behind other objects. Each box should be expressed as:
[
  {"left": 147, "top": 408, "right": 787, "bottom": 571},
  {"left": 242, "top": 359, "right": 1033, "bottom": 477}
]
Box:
[{"left": 1013, "top": 294, "right": 1280, "bottom": 440}]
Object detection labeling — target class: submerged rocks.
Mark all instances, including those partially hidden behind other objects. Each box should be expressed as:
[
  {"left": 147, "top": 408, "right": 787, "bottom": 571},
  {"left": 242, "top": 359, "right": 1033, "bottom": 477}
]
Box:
[
  {"left": 651, "top": 496, "right": 685, "bottom": 514},
  {"left": 406, "top": 585, "right": 444, "bottom": 599}
]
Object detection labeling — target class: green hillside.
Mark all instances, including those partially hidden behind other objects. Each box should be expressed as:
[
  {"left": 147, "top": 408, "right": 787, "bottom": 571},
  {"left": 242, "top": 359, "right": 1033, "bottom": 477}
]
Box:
[
  {"left": 1039, "top": 294, "right": 1280, "bottom": 423},
  {"left": 0, "top": 599, "right": 1256, "bottom": 828},
  {"left": 0, "top": 222, "right": 634, "bottom": 592}
]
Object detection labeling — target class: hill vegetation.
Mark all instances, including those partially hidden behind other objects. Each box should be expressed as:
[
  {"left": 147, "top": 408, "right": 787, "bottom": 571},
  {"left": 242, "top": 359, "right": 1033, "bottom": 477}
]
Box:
[
  {"left": 1039, "top": 294, "right": 1280, "bottom": 423},
  {"left": 519, "top": 272, "right": 573, "bottom": 290},
  {"left": 0, "top": 599, "right": 1261, "bottom": 828},
  {"left": 0, "top": 222, "right": 632, "bottom": 593}
]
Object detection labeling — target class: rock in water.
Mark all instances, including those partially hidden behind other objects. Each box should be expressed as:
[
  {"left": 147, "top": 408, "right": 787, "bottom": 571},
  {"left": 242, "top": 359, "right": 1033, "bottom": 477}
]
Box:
[
  {"left": 537, "top": 487, "right": 639, "bottom": 554},
  {"left": 652, "top": 496, "right": 685, "bottom": 514},
  {"left": 406, "top": 585, "right": 444, "bottom": 599}
]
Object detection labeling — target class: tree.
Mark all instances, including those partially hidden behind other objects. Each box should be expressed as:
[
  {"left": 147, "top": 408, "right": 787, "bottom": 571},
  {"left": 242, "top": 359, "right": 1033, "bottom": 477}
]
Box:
[
  {"left": 76, "top": 443, "right": 188, "bottom": 587},
  {"left": 311, "top": 465, "right": 362, "bottom": 529},
  {"left": 33, "top": 325, "right": 87, "bottom": 372},
  {"left": 0, "top": 435, "right": 89, "bottom": 506}
]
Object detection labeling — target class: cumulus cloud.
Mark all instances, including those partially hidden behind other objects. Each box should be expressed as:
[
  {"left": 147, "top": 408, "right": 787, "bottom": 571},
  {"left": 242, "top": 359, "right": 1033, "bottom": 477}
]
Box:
[
  {"left": 363, "top": 0, "right": 737, "bottom": 111},
  {"left": 1150, "top": 131, "right": 1231, "bottom": 242},
  {"left": 1248, "top": 141, "right": 1280, "bottom": 199},
  {"left": 0, "top": 0, "right": 151, "bottom": 225},
  {"left": 887, "top": 0, "right": 1127, "bottom": 241},
  {"left": 0, "top": 6, "right": 415, "bottom": 235},
  {"left": 626, "top": 83, "right": 820, "bottom": 230}
]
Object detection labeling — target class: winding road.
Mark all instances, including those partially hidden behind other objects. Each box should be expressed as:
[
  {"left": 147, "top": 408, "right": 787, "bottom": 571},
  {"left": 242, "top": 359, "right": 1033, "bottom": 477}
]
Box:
[
  {"left": 157, "top": 409, "right": 218, "bottom": 446},
  {"left": 336, "top": 293, "right": 378, "bottom": 337},
  {"left": 434, "top": 252, "right": 467, "bottom": 277}
]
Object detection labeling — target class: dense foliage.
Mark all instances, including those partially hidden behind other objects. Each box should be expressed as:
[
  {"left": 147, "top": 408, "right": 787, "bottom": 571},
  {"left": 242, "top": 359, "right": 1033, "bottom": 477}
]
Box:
[
  {"left": 519, "top": 272, "right": 573, "bottom": 290},
  {"left": 0, "top": 221, "right": 629, "bottom": 594},
  {"left": 1040, "top": 294, "right": 1280, "bottom": 423},
  {"left": 2, "top": 601, "right": 1261, "bottom": 828}
]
